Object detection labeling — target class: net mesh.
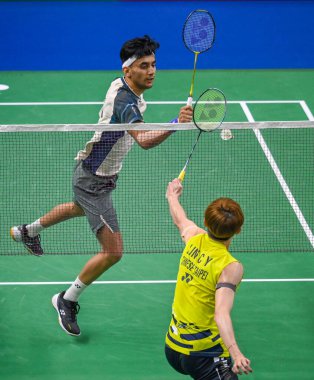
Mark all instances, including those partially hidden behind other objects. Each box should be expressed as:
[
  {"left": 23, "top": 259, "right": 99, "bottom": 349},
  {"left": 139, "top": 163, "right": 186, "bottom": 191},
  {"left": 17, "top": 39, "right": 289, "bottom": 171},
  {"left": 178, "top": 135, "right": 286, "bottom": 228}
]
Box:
[{"left": 1, "top": 121, "right": 313, "bottom": 255}]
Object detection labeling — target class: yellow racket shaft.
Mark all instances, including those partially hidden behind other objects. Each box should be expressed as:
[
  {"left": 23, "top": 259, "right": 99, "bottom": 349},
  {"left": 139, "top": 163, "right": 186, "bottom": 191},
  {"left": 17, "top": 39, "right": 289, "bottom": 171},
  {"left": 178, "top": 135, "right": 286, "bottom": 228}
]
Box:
[
  {"left": 178, "top": 130, "right": 202, "bottom": 182},
  {"left": 187, "top": 52, "right": 199, "bottom": 106},
  {"left": 178, "top": 169, "right": 186, "bottom": 182}
]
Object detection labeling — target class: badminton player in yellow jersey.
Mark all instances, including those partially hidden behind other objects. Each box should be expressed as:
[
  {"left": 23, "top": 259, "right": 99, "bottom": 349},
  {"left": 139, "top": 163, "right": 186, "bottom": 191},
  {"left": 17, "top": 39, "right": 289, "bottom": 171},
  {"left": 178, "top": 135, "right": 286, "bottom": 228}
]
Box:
[{"left": 165, "top": 178, "right": 252, "bottom": 379}]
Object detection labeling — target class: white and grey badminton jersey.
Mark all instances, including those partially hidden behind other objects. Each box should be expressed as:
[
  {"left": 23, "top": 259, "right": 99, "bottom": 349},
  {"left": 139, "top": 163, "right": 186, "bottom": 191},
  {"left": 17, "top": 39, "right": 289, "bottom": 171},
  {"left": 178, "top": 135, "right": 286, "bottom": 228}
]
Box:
[{"left": 76, "top": 77, "right": 146, "bottom": 176}]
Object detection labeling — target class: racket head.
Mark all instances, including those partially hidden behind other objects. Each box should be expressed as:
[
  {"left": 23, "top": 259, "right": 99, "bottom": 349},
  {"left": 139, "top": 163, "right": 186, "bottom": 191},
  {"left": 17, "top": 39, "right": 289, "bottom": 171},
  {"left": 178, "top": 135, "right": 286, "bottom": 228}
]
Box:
[
  {"left": 183, "top": 9, "right": 216, "bottom": 54},
  {"left": 193, "top": 88, "right": 227, "bottom": 132}
]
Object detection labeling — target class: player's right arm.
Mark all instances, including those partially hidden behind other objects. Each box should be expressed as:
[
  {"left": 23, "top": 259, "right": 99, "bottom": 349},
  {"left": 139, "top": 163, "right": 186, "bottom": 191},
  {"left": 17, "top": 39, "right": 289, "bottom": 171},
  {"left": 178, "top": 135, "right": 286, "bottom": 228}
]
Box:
[
  {"left": 128, "top": 128, "right": 174, "bottom": 149},
  {"left": 166, "top": 178, "right": 205, "bottom": 243},
  {"left": 177, "top": 105, "right": 193, "bottom": 122},
  {"left": 215, "top": 262, "right": 253, "bottom": 375},
  {"left": 128, "top": 105, "right": 193, "bottom": 149}
]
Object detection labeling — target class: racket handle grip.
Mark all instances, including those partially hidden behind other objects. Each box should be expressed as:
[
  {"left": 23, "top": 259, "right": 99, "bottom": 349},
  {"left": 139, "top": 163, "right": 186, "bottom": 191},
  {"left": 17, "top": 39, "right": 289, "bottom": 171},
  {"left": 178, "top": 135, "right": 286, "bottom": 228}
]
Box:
[
  {"left": 187, "top": 97, "right": 193, "bottom": 106},
  {"left": 178, "top": 169, "right": 186, "bottom": 182}
]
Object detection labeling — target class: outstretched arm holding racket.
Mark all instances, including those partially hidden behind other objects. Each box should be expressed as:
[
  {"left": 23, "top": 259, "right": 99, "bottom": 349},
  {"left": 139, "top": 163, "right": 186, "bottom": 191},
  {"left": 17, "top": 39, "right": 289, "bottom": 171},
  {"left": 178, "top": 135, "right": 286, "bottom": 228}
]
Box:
[
  {"left": 165, "top": 178, "right": 252, "bottom": 378},
  {"left": 129, "top": 104, "right": 192, "bottom": 149}
]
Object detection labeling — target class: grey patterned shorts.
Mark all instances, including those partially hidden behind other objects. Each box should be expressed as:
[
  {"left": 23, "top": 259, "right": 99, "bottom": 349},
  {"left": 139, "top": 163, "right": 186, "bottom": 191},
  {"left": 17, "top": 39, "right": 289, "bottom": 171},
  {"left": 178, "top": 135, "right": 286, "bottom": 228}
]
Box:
[{"left": 72, "top": 161, "right": 119, "bottom": 234}]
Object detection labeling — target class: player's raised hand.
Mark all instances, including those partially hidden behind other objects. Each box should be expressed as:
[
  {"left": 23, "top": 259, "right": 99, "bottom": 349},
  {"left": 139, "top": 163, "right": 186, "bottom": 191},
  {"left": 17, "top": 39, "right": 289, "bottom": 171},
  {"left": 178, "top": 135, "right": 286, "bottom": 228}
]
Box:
[
  {"left": 166, "top": 178, "right": 183, "bottom": 199},
  {"left": 178, "top": 105, "right": 193, "bottom": 123}
]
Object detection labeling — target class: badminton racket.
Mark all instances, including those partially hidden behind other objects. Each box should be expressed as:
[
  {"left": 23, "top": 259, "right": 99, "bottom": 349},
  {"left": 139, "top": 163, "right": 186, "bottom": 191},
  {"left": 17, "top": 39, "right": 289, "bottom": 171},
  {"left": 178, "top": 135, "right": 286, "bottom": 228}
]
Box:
[
  {"left": 183, "top": 9, "right": 216, "bottom": 106},
  {"left": 178, "top": 88, "right": 226, "bottom": 182}
]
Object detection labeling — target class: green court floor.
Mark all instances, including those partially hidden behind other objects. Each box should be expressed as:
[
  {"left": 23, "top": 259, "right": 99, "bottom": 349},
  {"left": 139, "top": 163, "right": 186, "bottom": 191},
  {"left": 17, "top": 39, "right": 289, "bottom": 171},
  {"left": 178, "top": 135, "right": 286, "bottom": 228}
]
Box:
[
  {"left": 0, "top": 70, "right": 314, "bottom": 380},
  {"left": 1, "top": 253, "right": 314, "bottom": 380}
]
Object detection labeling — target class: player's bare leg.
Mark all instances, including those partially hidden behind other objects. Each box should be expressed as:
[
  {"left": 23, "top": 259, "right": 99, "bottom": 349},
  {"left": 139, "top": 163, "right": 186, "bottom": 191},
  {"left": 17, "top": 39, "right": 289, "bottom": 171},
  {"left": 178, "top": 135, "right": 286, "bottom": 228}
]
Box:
[
  {"left": 52, "top": 226, "right": 123, "bottom": 336},
  {"left": 10, "top": 202, "right": 85, "bottom": 256}
]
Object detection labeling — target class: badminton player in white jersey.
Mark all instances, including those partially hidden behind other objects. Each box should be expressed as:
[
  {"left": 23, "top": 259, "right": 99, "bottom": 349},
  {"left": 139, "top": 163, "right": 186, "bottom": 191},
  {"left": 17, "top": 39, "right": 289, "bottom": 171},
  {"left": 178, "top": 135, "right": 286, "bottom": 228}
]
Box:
[{"left": 11, "top": 35, "right": 193, "bottom": 336}]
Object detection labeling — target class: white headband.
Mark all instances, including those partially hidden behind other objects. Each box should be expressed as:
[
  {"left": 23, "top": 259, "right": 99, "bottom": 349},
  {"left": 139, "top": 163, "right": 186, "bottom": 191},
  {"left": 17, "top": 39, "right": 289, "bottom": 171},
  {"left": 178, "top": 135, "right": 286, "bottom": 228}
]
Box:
[
  {"left": 122, "top": 52, "right": 155, "bottom": 69},
  {"left": 122, "top": 55, "right": 138, "bottom": 68}
]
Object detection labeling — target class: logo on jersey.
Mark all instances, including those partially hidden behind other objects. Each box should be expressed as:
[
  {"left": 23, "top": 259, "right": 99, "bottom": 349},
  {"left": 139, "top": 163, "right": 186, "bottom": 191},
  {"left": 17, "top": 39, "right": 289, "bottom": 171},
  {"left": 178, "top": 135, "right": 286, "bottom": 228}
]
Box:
[{"left": 181, "top": 272, "right": 193, "bottom": 283}]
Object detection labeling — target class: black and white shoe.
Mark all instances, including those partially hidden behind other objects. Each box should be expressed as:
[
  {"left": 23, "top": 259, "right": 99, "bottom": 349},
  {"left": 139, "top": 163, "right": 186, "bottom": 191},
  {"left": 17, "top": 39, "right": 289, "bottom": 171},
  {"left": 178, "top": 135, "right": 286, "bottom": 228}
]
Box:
[
  {"left": 52, "top": 291, "right": 81, "bottom": 336},
  {"left": 10, "top": 224, "right": 44, "bottom": 256}
]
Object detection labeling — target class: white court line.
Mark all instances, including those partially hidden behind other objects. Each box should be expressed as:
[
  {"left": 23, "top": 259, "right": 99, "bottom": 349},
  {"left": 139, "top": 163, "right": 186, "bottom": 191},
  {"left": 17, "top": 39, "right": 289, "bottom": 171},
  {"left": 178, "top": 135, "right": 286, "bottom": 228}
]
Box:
[
  {"left": 0, "top": 279, "right": 314, "bottom": 286},
  {"left": 0, "top": 100, "right": 306, "bottom": 106},
  {"left": 240, "top": 102, "right": 314, "bottom": 249},
  {"left": 300, "top": 101, "right": 314, "bottom": 121}
]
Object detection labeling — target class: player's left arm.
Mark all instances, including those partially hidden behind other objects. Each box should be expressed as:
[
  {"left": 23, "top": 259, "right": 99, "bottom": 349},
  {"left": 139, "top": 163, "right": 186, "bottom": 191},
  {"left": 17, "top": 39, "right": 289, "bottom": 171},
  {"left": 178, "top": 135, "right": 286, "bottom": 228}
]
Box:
[
  {"left": 128, "top": 105, "right": 193, "bottom": 150},
  {"left": 215, "top": 262, "right": 252, "bottom": 375}
]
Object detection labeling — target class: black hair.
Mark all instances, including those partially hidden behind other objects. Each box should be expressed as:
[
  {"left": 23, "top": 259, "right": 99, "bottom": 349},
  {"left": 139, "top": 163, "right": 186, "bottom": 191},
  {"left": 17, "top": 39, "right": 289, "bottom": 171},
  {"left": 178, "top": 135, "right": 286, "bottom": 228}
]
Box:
[{"left": 120, "top": 35, "right": 160, "bottom": 63}]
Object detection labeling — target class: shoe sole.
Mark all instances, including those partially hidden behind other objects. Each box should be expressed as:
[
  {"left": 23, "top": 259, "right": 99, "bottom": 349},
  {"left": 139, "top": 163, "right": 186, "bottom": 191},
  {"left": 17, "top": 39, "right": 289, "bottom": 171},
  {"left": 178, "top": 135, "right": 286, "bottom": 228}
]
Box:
[
  {"left": 10, "top": 227, "right": 19, "bottom": 242},
  {"left": 52, "top": 293, "right": 81, "bottom": 337},
  {"left": 10, "top": 227, "right": 43, "bottom": 257}
]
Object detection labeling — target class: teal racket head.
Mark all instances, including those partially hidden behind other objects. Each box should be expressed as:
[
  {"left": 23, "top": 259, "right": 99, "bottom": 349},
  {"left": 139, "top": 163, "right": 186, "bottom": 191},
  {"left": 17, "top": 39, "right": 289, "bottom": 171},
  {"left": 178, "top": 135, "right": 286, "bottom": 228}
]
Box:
[{"left": 193, "top": 88, "right": 227, "bottom": 132}]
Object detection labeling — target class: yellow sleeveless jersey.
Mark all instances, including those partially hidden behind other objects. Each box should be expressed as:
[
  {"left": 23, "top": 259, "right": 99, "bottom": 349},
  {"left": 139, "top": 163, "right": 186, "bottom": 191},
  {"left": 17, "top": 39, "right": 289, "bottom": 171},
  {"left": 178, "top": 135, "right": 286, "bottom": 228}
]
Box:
[{"left": 165, "top": 233, "right": 238, "bottom": 357}]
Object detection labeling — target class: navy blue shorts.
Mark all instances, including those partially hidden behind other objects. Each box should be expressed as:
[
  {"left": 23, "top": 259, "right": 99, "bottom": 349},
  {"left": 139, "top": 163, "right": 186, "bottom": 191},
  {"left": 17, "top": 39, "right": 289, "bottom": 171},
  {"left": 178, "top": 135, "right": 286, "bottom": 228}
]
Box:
[{"left": 165, "top": 345, "right": 238, "bottom": 380}]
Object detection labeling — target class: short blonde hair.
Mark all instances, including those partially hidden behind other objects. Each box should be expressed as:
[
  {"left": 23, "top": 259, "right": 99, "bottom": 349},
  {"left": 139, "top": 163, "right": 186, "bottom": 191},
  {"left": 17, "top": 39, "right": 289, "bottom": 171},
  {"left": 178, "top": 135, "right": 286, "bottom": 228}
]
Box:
[{"left": 204, "top": 198, "right": 244, "bottom": 240}]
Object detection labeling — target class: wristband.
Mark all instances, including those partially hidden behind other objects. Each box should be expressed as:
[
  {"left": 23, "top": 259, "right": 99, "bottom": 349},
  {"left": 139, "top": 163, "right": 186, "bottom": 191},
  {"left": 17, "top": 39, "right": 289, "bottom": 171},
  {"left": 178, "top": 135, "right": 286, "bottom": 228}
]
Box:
[{"left": 169, "top": 118, "right": 178, "bottom": 133}]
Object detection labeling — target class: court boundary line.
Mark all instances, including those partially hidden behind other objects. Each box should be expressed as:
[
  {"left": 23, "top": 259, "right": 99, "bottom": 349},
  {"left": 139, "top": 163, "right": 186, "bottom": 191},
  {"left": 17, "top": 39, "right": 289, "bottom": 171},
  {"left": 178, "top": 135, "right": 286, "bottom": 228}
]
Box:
[
  {"left": 0, "top": 279, "right": 314, "bottom": 286},
  {"left": 300, "top": 100, "right": 314, "bottom": 121},
  {"left": 240, "top": 102, "right": 314, "bottom": 249}
]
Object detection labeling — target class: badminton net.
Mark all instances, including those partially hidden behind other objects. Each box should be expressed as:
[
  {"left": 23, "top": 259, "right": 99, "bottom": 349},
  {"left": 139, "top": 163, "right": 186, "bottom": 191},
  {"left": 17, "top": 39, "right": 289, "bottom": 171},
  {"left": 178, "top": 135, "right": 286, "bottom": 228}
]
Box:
[{"left": 0, "top": 121, "right": 313, "bottom": 255}]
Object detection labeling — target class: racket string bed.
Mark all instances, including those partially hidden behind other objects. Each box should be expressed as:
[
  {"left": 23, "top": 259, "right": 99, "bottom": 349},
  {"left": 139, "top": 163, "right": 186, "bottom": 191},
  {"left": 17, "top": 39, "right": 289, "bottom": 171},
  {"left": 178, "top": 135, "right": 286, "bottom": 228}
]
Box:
[
  {"left": 178, "top": 88, "right": 227, "bottom": 181},
  {"left": 183, "top": 9, "right": 216, "bottom": 104},
  {"left": 182, "top": 10, "right": 232, "bottom": 140}
]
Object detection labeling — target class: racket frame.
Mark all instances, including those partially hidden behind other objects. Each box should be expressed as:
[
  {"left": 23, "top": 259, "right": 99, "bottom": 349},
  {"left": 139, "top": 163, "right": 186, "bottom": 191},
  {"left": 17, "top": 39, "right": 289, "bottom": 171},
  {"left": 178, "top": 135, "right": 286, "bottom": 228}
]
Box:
[
  {"left": 178, "top": 88, "right": 226, "bottom": 182},
  {"left": 182, "top": 9, "right": 216, "bottom": 55},
  {"left": 182, "top": 9, "right": 216, "bottom": 103}
]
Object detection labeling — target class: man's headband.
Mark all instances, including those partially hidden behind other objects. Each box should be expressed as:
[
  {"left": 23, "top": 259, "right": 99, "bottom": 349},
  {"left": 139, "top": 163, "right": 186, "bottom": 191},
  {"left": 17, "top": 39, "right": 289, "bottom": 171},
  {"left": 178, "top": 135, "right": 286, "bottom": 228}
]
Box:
[
  {"left": 122, "top": 55, "right": 138, "bottom": 69},
  {"left": 122, "top": 52, "right": 155, "bottom": 69}
]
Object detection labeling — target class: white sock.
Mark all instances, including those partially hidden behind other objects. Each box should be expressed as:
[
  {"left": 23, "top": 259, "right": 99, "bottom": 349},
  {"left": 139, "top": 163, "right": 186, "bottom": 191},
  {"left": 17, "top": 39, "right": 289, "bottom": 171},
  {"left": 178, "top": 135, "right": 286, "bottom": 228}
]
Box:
[
  {"left": 64, "top": 277, "right": 87, "bottom": 302},
  {"left": 26, "top": 219, "right": 44, "bottom": 237}
]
